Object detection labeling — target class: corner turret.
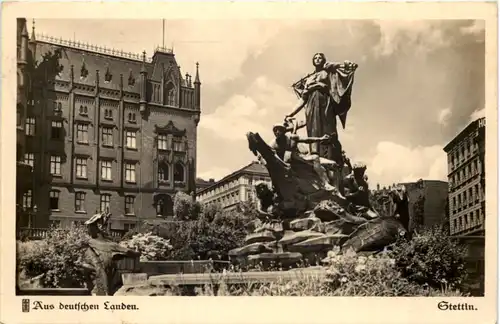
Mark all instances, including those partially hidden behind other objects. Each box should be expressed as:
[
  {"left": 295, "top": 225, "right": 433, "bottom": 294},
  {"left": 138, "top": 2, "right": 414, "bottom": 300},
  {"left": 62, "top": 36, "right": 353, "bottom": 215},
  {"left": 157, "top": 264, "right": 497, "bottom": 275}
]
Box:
[{"left": 194, "top": 62, "right": 201, "bottom": 111}]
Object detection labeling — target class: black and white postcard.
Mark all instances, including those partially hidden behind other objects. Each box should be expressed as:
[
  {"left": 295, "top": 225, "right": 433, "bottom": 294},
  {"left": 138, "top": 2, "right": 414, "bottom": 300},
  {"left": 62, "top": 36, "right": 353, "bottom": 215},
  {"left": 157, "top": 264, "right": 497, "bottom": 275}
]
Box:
[{"left": 1, "top": 2, "right": 497, "bottom": 324}]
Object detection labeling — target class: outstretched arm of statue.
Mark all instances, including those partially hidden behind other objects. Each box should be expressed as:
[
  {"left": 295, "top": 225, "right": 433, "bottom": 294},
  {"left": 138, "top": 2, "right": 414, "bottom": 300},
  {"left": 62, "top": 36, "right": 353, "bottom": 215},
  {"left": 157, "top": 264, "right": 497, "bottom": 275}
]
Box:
[
  {"left": 285, "top": 120, "right": 306, "bottom": 133},
  {"left": 324, "top": 61, "right": 358, "bottom": 73},
  {"left": 293, "top": 133, "right": 331, "bottom": 144}
]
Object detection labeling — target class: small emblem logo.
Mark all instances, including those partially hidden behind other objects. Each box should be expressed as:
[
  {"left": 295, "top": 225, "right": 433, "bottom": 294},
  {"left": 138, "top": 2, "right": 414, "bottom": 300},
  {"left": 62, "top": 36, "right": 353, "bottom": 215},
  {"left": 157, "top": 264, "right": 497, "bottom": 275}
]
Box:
[{"left": 22, "top": 299, "right": 30, "bottom": 313}]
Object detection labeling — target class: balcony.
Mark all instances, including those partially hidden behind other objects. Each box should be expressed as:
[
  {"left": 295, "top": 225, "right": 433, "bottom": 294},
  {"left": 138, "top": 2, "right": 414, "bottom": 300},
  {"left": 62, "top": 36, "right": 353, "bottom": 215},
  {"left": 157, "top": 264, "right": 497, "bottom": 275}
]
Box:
[
  {"left": 17, "top": 227, "right": 48, "bottom": 240},
  {"left": 17, "top": 227, "right": 127, "bottom": 241}
]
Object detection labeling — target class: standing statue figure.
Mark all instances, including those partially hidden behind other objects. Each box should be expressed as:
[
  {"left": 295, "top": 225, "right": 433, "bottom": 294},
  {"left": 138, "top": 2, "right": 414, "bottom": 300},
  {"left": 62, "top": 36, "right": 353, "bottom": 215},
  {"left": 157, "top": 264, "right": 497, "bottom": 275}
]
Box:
[{"left": 286, "top": 53, "right": 358, "bottom": 166}]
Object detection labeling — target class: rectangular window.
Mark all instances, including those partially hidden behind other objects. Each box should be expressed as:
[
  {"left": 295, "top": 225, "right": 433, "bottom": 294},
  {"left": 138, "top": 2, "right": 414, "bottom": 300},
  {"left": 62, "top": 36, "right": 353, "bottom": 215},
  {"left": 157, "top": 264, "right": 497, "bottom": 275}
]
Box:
[
  {"left": 24, "top": 153, "right": 34, "bottom": 167},
  {"left": 50, "top": 156, "right": 61, "bottom": 175},
  {"left": 75, "top": 192, "right": 86, "bottom": 212},
  {"left": 101, "top": 160, "right": 112, "bottom": 180},
  {"left": 125, "top": 163, "right": 136, "bottom": 183},
  {"left": 76, "top": 157, "right": 87, "bottom": 178},
  {"left": 126, "top": 131, "right": 136, "bottom": 149},
  {"left": 50, "top": 190, "right": 60, "bottom": 210},
  {"left": 100, "top": 194, "right": 110, "bottom": 213},
  {"left": 125, "top": 196, "right": 135, "bottom": 215},
  {"left": 51, "top": 121, "right": 63, "bottom": 139},
  {"left": 173, "top": 137, "right": 185, "bottom": 152},
  {"left": 158, "top": 134, "right": 168, "bottom": 150},
  {"left": 124, "top": 223, "right": 136, "bottom": 231},
  {"left": 26, "top": 117, "right": 35, "bottom": 136},
  {"left": 76, "top": 124, "right": 89, "bottom": 143},
  {"left": 102, "top": 127, "right": 113, "bottom": 147},
  {"left": 22, "top": 190, "right": 32, "bottom": 209}
]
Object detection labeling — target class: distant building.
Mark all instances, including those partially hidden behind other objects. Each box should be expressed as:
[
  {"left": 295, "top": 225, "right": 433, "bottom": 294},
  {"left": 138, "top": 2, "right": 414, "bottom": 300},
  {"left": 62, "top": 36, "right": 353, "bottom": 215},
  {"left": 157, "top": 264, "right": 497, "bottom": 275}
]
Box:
[
  {"left": 196, "top": 161, "right": 271, "bottom": 211},
  {"left": 195, "top": 178, "right": 215, "bottom": 191},
  {"left": 16, "top": 18, "right": 201, "bottom": 231},
  {"left": 400, "top": 180, "right": 449, "bottom": 232},
  {"left": 443, "top": 117, "right": 486, "bottom": 236},
  {"left": 371, "top": 180, "right": 448, "bottom": 232}
]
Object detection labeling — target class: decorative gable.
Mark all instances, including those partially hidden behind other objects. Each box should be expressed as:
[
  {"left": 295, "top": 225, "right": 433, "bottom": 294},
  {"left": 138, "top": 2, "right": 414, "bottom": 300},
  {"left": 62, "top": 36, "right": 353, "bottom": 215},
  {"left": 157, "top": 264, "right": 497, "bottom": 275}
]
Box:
[{"left": 154, "top": 121, "right": 186, "bottom": 136}]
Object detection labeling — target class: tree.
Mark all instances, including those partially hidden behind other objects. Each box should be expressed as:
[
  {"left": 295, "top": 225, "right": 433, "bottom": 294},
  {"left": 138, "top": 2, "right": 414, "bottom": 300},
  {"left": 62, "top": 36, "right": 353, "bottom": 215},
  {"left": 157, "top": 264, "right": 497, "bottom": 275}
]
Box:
[{"left": 173, "top": 191, "right": 202, "bottom": 220}]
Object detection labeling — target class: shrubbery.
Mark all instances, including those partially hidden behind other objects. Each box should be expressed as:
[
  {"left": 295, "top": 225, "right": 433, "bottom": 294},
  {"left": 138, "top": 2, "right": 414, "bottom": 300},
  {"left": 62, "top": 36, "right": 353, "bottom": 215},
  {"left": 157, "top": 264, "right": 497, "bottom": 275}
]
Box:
[
  {"left": 390, "top": 225, "right": 468, "bottom": 289},
  {"left": 17, "top": 224, "right": 90, "bottom": 288},
  {"left": 127, "top": 199, "right": 256, "bottom": 261},
  {"left": 120, "top": 233, "right": 173, "bottom": 262}
]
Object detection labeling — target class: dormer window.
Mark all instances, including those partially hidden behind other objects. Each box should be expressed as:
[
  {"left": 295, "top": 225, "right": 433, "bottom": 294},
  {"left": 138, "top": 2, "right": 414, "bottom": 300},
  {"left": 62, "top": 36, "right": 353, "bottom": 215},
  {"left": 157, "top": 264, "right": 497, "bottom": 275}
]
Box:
[
  {"left": 165, "top": 82, "right": 175, "bottom": 106},
  {"left": 128, "top": 70, "right": 135, "bottom": 86},
  {"left": 80, "top": 61, "right": 89, "bottom": 79},
  {"left": 104, "top": 66, "right": 112, "bottom": 83}
]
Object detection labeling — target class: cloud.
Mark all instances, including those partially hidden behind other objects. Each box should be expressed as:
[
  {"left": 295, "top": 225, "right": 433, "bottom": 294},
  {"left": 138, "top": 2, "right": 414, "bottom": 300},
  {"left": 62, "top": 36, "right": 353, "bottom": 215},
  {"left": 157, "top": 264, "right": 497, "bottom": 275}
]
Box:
[
  {"left": 199, "top": 94, "right": 269, "bottom": 142},
  {"left": 470, "top": 107, "right": 485, "bottom": 122},
  {"left": 200, "top": 76, "right": 297, "bottom": 143},
  {"left": 438, "top": 107, "right": 452, "bottom": 126},
  {"left": 366, "top": 141, "right": 447, "bottom": 187}
]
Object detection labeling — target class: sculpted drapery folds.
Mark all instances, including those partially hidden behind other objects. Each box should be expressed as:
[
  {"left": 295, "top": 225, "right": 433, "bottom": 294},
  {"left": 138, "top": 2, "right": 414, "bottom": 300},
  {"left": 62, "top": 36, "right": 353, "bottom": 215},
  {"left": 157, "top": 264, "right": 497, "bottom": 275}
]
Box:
[{"left": 287, "top": 53, "right": 358, "bottom": 165}]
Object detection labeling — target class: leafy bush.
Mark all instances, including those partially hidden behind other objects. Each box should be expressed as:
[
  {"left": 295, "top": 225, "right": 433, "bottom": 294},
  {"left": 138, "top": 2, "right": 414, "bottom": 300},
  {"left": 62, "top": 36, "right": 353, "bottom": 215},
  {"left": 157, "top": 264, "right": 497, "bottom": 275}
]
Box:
[
  {"left": 126, "top": 203, "right": 256, "bottom": 261},
  {"left": 173, "top": 191, "right": 202, "bottom": 220},
  {"left": 17, "top": 224, "right": 90, "bottom": 288},
  {"left": 390, "top": 225, "right": 468, "bottom": 289},
  {"left": 120, "top": 232, "right": 173, "bottom": 261}
]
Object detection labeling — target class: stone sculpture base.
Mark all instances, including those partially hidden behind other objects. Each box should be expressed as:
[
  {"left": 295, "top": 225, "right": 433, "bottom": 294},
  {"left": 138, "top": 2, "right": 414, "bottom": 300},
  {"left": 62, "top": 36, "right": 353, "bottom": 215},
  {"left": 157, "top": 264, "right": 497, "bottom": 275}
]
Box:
[
  {"left": 229, "top": 202, "right": 405, "bottom": 270},
  {"left": 229, "top": 132, "right": 407, "bottom": 270}
]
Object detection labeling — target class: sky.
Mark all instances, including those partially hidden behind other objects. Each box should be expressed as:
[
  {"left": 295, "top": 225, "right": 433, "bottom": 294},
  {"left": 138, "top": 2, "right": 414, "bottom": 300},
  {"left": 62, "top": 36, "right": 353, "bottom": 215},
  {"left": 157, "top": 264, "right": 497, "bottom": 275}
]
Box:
[{"left": 33, "top": 19, "right": 486, "bottom": 187}]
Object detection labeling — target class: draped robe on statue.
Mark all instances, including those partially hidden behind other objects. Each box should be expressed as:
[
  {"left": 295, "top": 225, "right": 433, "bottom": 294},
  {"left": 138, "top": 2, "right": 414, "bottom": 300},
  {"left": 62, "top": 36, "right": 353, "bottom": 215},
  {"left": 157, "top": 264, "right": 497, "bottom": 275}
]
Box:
[{"left": 295, "top": 62, "right": 356, "bottom": 164}]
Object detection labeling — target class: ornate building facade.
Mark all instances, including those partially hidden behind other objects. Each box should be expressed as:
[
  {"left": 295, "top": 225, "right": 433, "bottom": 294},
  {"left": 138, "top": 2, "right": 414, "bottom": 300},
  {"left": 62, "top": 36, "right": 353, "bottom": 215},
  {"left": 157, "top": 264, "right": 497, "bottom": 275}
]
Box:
[
  {"left": 444, "top": 117, "right": 486, "bottom": 236},
  {"left": 17, "top": 18, "right": 35, "bottom": 230},
  {"left": 196, "top": 162, "right": 271, "bottom": 211},
  {"left": 16, "top": 18, "right": 201, "bottom": 231}
]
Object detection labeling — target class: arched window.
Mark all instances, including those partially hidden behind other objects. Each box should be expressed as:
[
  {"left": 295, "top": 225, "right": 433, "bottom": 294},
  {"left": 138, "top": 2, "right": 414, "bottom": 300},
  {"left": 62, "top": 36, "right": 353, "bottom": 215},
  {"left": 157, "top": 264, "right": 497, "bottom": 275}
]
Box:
[
  {"left": 155, "top": 194, "right": 173, "bottom": 217},
  {"left": 174, "top": 162, "right": 184, "bottom": 183},
  {"left": 165, "top": 82, "right": 175, "bottom": 106},
  {"left": 57, "top": 102, "right": 62, "bottom": 112},
  {"left": 158, "top": 163, "right": 169, "bottom": 182}
]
